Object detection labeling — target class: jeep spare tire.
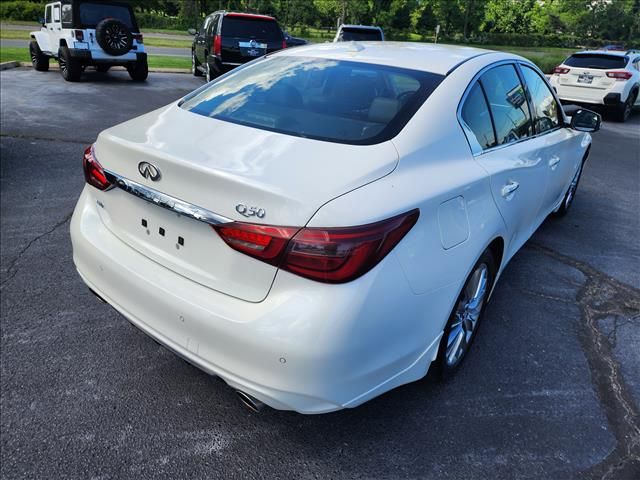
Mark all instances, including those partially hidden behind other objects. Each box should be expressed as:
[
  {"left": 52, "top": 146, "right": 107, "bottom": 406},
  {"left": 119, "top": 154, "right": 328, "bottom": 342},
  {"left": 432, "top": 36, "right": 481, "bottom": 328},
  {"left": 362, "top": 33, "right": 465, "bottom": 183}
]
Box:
[{"left": 95, "top": 18, "right": 133, "bottom": 56}]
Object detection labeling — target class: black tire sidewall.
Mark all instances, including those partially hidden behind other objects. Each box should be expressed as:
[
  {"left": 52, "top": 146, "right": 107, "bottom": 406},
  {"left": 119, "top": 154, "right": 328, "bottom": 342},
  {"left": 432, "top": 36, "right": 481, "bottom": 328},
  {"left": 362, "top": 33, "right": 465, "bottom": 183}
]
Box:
[
  {"left": 127, "top": 59, "right": 148, "bottom": 81},
  {"left": 95, "top": 19, "right": 133, "bottom": 56},
  {"left": 436, "top": 249, "right": 496, "bottom": 380},
  {"left": 58, "top": 47, "right": 81, "bottom": 81},
  {"left": 30, "top": 42, "right": 49, "bottom": 71}
]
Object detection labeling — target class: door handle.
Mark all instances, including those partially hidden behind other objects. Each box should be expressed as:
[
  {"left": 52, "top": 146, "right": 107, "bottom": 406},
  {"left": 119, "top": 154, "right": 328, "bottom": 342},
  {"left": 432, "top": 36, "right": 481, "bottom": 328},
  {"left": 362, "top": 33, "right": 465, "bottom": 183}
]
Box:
[
  {"left": 501, "top": 180, "right": 520, "bottom": 199},
  {"left": 549, "top": 156, "right": 561, "bottom": 170}
]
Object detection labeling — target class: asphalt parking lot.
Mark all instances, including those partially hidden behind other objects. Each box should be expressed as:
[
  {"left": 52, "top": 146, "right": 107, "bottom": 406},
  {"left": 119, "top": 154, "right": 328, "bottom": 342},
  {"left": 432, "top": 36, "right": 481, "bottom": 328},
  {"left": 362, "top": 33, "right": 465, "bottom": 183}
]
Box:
[{"left": 1, "top": 67, "right": 639, "bottom": 479}]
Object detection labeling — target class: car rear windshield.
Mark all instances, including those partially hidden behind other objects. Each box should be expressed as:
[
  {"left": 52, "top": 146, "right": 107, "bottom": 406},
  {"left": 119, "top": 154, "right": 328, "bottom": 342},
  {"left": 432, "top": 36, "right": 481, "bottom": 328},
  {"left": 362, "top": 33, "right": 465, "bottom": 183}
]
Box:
[
  {"left": 222, "top": 16, "right": 282, "bottom": 40},
  {"left": 78, "top": 2, "right": 134, "bottom": 28},
  {"left": 180, "top": 56, "right": 444, "bottom": 145},
  {"left": 340, "top": 27, "right": 383, "bottom": 41},
  {"left": 564, "top": 54, "right": 628, "bottom": 69}
]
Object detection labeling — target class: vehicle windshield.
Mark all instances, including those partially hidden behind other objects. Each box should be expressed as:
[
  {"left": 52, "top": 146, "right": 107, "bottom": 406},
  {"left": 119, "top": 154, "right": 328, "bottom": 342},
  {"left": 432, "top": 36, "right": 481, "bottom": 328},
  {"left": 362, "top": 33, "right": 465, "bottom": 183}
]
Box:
[
  {"left": 340, "top": 27, "right": 383, "bottom": 41},
  {"left": 180, "top": 56, "right": 443, "bottom": 145},
  {"left": 222, "top": 17, "right": 283, "bottom": 40},
  {"left": 564, "top": 54, "right": 628, "bottom": 69},
  {"left": 78, "top": 2, "right": 134, "bottom": 29}
]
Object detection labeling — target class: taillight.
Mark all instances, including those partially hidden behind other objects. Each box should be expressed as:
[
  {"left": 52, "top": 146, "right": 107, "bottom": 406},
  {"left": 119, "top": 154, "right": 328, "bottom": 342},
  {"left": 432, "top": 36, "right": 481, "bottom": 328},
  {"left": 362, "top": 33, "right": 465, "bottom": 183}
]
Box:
[
  {"left": 74, "top": 30, "right": 84, "bottom": 41},
  {"left": 553, "top": 66, "right": 570, "bottom": 75},
  {"left": 82, "top": 145, "right": 112, "bottom": 191},
  {"left": 281, "top": 39, "right": 287, "bottom": 49},
  {"left": 133, "top": 33, "right": 143, "bottom": 44},
  {"left": 213, "top": 35, "right": 221, "bottom": 56},
  {"left": 606, "top": 70, "right": 632, "bottom": 80},
  {"left": 214, "top": 209, "right": 419, "bottom": 283}
]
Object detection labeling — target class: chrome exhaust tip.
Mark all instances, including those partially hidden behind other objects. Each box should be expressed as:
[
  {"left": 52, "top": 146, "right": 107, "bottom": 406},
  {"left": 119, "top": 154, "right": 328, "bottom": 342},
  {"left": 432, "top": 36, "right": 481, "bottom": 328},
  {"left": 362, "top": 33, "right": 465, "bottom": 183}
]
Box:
[{"left": 235, "top": 390, "right": 264, "bottom": 413}]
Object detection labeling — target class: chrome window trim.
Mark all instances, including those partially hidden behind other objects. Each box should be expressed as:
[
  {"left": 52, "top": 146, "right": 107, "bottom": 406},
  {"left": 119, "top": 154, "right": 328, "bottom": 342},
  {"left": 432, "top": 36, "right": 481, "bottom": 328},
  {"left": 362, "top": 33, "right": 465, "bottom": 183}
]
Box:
[
  {"left": 104, "top": 170, "right": 233, "bottom": 226},
  {"left": 457, "top": 59, "right": 568, "bottom": 157}
]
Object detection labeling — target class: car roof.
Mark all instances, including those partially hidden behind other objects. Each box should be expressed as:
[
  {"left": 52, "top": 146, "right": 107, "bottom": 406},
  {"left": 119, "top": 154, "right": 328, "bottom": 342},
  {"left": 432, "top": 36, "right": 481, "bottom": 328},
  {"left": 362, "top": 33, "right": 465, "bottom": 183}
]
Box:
[
  {"left": 210, "top": 11, "right": 275, "bottom": 20},
  {"left": 276, "top": 42, "right": 496, "bottom": 75},
  {"left": 339, "top": 25, "right": 382, "bottom": 30},
  {"left": 572, "top": 50, "right": 629, "bottom": 57}
]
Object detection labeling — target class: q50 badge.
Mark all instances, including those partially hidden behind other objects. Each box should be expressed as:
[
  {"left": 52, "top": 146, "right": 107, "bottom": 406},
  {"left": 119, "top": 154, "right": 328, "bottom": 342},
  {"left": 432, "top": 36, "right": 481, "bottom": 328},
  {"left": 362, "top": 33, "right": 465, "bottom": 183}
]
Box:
[{"left": 236, "top": 204, "right": 266, "bottom": 219}]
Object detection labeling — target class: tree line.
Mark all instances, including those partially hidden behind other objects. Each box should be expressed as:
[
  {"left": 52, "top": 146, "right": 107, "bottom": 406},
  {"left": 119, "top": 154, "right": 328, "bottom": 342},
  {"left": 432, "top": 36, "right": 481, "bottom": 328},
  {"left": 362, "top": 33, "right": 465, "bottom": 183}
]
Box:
[
  {"left": 130, "top": 0, "right": 639, "bottom": 42},
  {"left": 3, "top": 0, "right": 639, "bottom": 44}
]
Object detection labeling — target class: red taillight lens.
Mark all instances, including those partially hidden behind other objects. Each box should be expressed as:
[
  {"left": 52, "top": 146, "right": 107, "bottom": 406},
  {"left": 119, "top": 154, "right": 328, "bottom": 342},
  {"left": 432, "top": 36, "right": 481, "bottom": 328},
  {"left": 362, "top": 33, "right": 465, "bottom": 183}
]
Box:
[
  {"left": 74, "top": 30, "right": 84, "bottom": 41},
  {"left": 214, "top": 209, "right": 419, "bottom": 283},
  {"left": 281, "top": 40, "right": 287, "bottom": 49},
  {"left": 606, "top": 70, "right": 632, "bottom": 80},
  {"left": 213, "top": 35, "right": 221, "bottom": 56},
  {"left": 553, "top": 66, "right": 570, "bottom": 75},
  {"left": 82, "top": 145, "right": 112, "bottom": 191},
  {"left": 133, "top": 33, "right": 143, "bottom": 44},
  {"left": 215, "top": 223, "right": 299, "bottom": 266}
]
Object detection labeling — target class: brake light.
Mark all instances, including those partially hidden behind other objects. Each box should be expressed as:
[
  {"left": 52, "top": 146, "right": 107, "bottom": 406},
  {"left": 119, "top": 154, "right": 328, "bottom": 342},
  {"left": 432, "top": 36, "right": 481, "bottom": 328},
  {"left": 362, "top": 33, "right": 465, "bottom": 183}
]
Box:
[
  {"left": 214, "top": 209, "right": 419, "bottom": 283},
  {"left": 133, "top": 33, "right": 143, "bottom": 44},
  {"left": 213, "top": 35, "right": 221, "bottom": 56},
  {"left": 74, "top": 30, "right": 84, "bottom": 41},
  {"left": 281, "top": 40, "right": 287, "bottom": 49},
  {"left": 606, "top": 70, "right": 632, "bottom": 80},
  {"left": 553, "top": 66, "right": 570, "bottom": 75},
  {"left": 82, "top": 145, "right": 112, "bottom": 191}
]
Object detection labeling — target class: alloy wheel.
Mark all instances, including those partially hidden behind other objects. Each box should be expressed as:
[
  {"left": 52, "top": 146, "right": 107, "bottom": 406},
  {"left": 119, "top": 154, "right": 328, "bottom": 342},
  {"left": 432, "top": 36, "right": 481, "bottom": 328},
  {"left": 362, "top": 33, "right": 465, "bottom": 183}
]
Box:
[{"left": 446, "top": 263, "right": 489, "bottom": 367}]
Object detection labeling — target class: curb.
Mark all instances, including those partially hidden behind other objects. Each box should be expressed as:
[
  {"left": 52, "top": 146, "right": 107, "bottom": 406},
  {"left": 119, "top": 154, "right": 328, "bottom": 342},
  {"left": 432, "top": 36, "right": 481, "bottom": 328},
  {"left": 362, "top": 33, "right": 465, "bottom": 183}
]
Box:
[{"left": 0, "top": 61, "right": 190, "bottom": 74}]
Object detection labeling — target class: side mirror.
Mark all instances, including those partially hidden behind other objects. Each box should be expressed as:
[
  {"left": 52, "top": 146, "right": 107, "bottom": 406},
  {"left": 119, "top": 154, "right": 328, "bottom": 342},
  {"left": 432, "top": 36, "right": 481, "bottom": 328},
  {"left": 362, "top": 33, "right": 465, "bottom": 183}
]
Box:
[
  {"left": 39, "top": 17, "right": 45, "bottom": 26},
  {"left": 570, "top": 108, "right": 601, "bottom": 132},
  {"left": 188, "top": 28, "right": 197, "bottom": 36}
]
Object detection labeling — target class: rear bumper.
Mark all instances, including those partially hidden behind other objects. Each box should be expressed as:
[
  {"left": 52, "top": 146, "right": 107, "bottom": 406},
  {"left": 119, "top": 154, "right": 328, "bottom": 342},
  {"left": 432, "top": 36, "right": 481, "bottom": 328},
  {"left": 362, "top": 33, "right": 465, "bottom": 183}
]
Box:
[
  {"left": 551, "top": 78, "right": 627, "bottom": 106},
  {"left": 70, "top": 186, "right": 449, "bottom": 413},
  {"left": 68, "top": 49, "right": 146, "bottom": 64}
]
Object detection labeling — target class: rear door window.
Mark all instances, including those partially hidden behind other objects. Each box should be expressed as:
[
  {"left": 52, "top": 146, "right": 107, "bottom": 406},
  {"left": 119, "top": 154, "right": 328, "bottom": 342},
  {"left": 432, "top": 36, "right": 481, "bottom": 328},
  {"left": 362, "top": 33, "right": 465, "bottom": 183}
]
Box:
[
  {"left": 520, "top": 65, "right": 560, "bottom": 134},
  {"left": 461, "top": 83, "right": 496, "bottom": 150},
  {"left": 480, "top": 64, "right": 532, "bottom": 146},
  {"left": 564, "top": 54, "right": 628, "bottom": 70},
  {"left": 222, "top": 17, "right": 282, "bottom": 41}
]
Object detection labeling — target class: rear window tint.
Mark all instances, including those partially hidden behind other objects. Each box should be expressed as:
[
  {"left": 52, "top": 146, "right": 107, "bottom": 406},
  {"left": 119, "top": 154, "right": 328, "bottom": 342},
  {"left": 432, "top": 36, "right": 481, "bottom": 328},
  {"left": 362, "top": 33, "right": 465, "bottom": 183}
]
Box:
[
  {"left": 339, "top": 28, "right": 383, "bottom": 41},
  {"left": 180, "top": 56, "right": 443, "bottom": 145},
  {"left": 461, "top": 83, "right": 496, "bottom": 150},
  {"left": 564, "top": 54, "right": 628, "bottom": 70},
  {"left": 78, "top": 2, "right": 134, "bottom": 28},
  {"left": 222, "top": 17, "right": 282, "bottom": 40}
]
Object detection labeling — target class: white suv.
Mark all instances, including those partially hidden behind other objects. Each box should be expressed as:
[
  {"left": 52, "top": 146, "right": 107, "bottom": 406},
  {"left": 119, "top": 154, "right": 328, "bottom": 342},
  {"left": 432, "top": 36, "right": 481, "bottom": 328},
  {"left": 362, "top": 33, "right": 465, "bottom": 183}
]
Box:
[
  {"left": 549, "top": 49, "right": 640, "bottom": 122},
  {"left": 30, "top": 0, "right": 147, "bottom": 82}
]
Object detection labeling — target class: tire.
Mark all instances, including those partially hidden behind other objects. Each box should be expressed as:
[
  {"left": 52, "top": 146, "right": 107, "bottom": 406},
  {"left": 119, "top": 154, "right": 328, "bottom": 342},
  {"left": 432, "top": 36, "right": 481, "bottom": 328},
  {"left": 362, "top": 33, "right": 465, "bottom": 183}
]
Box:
[
  {"left": 554, "top": 156, "right": 585, "bottom": 217},
  {"left": 127, "top": 58, "right": 148, "bottom": 82},
  {"left": 30, "top": 41, "right": 49, "bottom": 71},
  {"left": 95, "top": 18, "right": 133, "bottom": 56},
  {"left": 96, "top": 65, "right": 110, "bottom": 73},
  {"left": 192, "top": 51, "right": 203, "bottom": 77},
  {"left": 613, "top": 90, "right": 637, "bottom": 122},
  {"left": 205, "top": 61, "right": 214, "bottom": 82},
  {"left": 435, "top": 249, "right": 496, "bottom": 379},
  {"left": 58, "top": 47, "right": 82, "bottom": 82}
]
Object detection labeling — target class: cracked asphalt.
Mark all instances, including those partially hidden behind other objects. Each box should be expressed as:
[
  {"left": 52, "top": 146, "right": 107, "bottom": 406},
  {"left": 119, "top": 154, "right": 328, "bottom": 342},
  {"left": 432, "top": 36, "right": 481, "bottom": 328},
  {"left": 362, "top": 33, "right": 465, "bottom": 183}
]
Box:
[{"left": 1, "top": 67, "right": 639, "bottom": 479}]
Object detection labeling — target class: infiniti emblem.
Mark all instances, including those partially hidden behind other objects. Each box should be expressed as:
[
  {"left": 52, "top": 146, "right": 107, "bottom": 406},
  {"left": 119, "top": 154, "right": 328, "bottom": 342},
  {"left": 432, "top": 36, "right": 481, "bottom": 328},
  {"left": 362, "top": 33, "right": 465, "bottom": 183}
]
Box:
[
  {"left": 138, "top": 162, "right": 161, "bottom": 181},
  {"left": 250, "top": 39, "right": 257, "bottom": 48}
]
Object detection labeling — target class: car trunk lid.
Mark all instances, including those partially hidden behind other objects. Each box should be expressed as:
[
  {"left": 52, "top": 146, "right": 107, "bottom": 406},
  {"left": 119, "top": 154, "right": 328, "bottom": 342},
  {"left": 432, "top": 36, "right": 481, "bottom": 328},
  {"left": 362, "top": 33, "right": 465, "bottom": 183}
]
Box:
[{"left": 92, "top": 103, "right": 399, "bottom": 302}]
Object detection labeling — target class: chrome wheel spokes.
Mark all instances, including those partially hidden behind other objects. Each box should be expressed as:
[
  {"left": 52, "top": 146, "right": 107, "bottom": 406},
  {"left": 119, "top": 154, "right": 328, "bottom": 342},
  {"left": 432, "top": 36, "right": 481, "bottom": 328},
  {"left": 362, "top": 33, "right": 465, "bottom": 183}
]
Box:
[{"left": 446, "top": 264, "right": 488, "bottom": 367}]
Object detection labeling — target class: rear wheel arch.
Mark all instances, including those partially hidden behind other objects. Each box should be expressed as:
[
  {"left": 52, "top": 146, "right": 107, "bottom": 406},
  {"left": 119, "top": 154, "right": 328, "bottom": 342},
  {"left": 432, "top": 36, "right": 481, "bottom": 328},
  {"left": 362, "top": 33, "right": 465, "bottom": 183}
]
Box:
[
  {"left": 487, "top": 237, "right": 504, "bottom": 274},
  {"left": 59, "top": 39, "right": 68, "bottom": 48}
]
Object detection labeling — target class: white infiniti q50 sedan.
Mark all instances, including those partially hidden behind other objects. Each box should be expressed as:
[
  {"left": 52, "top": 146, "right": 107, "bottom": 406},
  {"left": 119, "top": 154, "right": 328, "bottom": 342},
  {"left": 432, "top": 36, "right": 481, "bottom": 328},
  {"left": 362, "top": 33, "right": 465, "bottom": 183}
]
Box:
[{"left": 71, "top": 42, "right": 600, "bottom": 413}]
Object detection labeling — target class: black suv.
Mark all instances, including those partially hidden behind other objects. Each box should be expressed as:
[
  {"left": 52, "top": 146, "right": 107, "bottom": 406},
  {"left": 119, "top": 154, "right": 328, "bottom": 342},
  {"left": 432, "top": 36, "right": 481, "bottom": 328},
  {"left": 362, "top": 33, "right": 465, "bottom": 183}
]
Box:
[{"left": 190, "top": 11, "right": 286, "bottom": 82}]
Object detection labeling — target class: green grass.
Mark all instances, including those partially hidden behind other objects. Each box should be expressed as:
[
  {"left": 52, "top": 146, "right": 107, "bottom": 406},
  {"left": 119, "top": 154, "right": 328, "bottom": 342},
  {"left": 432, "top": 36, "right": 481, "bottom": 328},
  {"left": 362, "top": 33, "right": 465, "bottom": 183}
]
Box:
[
  {"left": 0, "top": 28, "right": 190, "bottom": 48},
  {"left": 0, "top": 46, "right": 30, "bottom": 62},
  {"left": 0, "top": 45, "right": 189, "bottom": 69},
  {"left": 147, "top": 55, "right": 189, "bottom": 69}
]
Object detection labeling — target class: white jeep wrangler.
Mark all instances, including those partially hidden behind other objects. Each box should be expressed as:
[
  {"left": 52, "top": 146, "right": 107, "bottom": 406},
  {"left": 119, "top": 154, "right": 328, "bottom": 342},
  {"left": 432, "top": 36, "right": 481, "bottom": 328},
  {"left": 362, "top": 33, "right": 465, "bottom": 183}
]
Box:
[{"left": 30, "top": 0, "right": 147, "bottom": 82}]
